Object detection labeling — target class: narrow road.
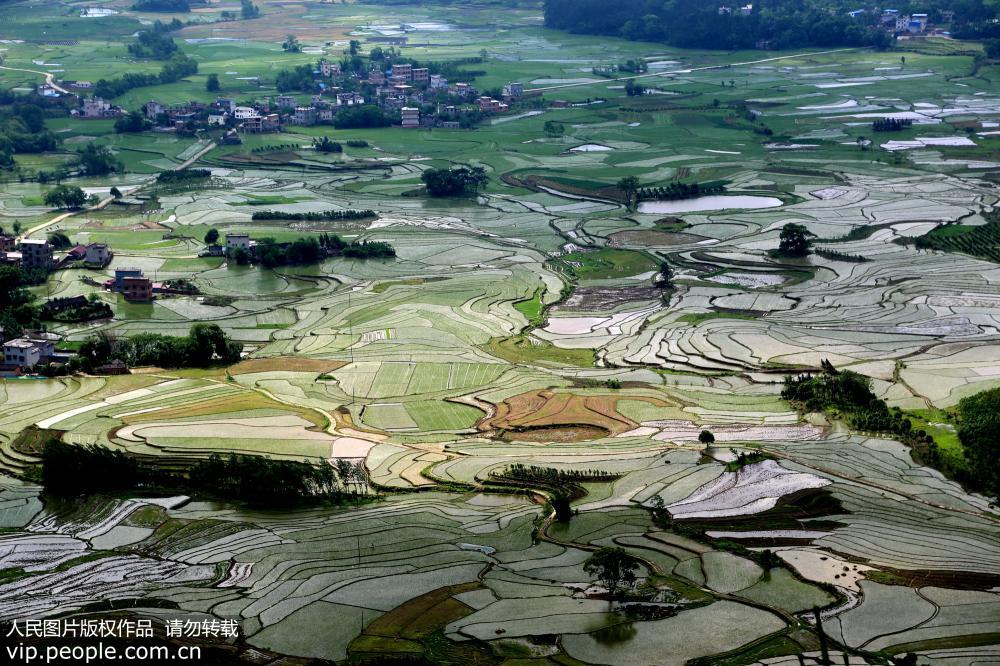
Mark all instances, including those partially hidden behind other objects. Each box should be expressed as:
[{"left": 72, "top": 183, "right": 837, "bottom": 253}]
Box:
[
  {"left": 0, "top": 65, "right": 73, "bottom": 94},
  {"left": 526, "top": 47, "right": 859, "bottom": 93},
  {"left": 20, "top": 141, "right": 217, "bottom": 241}
]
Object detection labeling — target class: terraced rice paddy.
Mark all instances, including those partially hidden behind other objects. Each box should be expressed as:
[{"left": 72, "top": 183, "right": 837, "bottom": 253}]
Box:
[{"left": 3, "top": 0, "right": 1000, "bottom": 663}]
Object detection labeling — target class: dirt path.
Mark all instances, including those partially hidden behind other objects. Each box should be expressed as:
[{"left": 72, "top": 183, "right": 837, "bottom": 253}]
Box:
[
  {"left": 0, "top": 65, "right": 73, "bottom": 94},
  {"left": 20, "top": 141, "right": 217, "bottom": 241},
  {"left": 526, "top": 48, "right": 859, "bottom": 93}
]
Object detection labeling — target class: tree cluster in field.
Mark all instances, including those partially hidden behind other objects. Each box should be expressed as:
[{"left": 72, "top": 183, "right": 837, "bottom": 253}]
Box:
[
  {"left": 334, "top": 105, "right": 392, "bottom": 129},
  {"left": 43, "top": 185, "right": 89, "bottom": 209},
  {"left": 128, "top": 24, "right": 180, "bottom": 59},
  {"left": 250, "top": 209, "right": 376, "bottom": 221},
  {"left": 39, "top": 441, "right": 367, "bottom": 505},
  {"left": 94, "top": 54, "right": 198, "bottom": 99},
  {"left": 40, "top": 295, "right": 112, "bottom": 323},
  {"left": 76, "top": 324, "right": 243, "bottom": 371},
  {"left": 345, "top": 140, "right": 369, "bottom": 148},
  {"left": 0, "top": 98, "right": 61, "bottom": 170},
  {"left": 872, "top": 118, "right": 913, "bottom": 132},
  {"left": 624, "top": 79, "right": 646, "bottom": 96},
  {"left": 221, "top": 0, "right": 260, "bottom": 20},
  {"left": 77, "top": 143, "right": 121, "bottom": 176},
  {"left": 343, "top": 239, "right": 395, "bottom": 259},
  {"left": 156, "top": 168, "right": 211, "bottom": 184},
  {"left": 543, "top": 0, "right": 905, "bottom": 50},
  {"left": 115, "top": 110, "right": 152, "bottom": 133},
  {"left": 255, "top": 237, "right": 324, "bottom": 267},
  {"left": 638, "top": 181, "right": 725, "bottom": 201},
  {"left": 724, "top": 448, "right": 770, "bottom": 472},
  {"left": 252, "top": 234, "right": 394, "bottom": 267},
  {"left": 783, "top": 359, "right": 942, "bottom": 465},
  {"left": 956, "top": 388, "right": 1000, "bottom": 498},
  {"left": 421, "top": 165, "right": 488, "bottom": 197},
  {"left": 313, "top": 136, "right": 342, "bottom": 153}
]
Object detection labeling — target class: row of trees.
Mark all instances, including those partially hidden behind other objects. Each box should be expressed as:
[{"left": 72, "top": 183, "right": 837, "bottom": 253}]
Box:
[
  {"left": 237, "top": 234, "right": 395, "bottom": 267},
  {"left": 132, "top": 0, "right": 192, "bottom": 10},
  {"left": 637, "top": 181, "right": 725, "bottom": 202},
  {"left": 249, "top": 209, "right": 376, "bottom": 221},
  {"left": 156, "top": 168, "right": 212, "bottom": 184},
  {"left": 94, "top": 54, "right": 198, "bottom": 99},
  {"left": 40, "top": 441, "right": 367, "bottom": 505},
  {"left": 872, "top": 118, "right": 913, "bottom": 132},
  {"left": 76, "top": 324, "right": 243, "bottom": 371},
  {"left": 543, "top": 0, "right": 901, "bottom": 50}
]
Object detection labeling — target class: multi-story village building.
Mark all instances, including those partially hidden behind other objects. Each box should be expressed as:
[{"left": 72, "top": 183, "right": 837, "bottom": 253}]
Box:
[
  {"left": 401, "top": 107, "right": 420, "bottom": 128},
  {"left": 19, "top": 239, "right": 52, "bottom": 270}
]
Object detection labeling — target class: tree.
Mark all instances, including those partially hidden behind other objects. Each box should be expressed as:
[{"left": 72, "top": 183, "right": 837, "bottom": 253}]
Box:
[
  {"left": 206, "top": 73, "right": 220, "bottom": 92},
  {"left": 240, "top": 0, "right": 259, "bottom": 18},
  {"left": 48, "top": 231, "right": 71, "bottom": 249},
  {"left": 77, "top": 143, "right": 121, "bottom": 176},
  {"left": 543, "top": 120, "right": 565, "bottom": 137},
  {"left": 12, "top": 221, "right": 21, "bottom": 235},
  {"left": 0, "top": 265, "right": 39, "bottom": 338},
  {"left": 282, "top": 35, "right": 301, "bottom": 53},
  {"left": 777, "top": 222, "right": 812, "bottom": 257},
  {"left": 624, "top": 79, "right": 646, "bottom": 96},
  {"left": 987, "top": 39, "right": 1000, "bottom": 60},
  {"left": 657, "top": 260, "right": 674, "bottom": 289},
  {"left": 232, "top": 246, "right": 250, "bottom": 265},
  {"left": 188, "top": 323, "right": 242, "bottom": 366},
  {"left": 44, "top": 185, "right": 87, "bottom": 209},
  {"left": 698, "top": 430, "right": 715, "bottom": 444},
  {"left": 617, "top": 175, "right": 640, "bottom": 210},
  {"left": 348, "top": 39, "right": 361, "bottom": 55},
  {"left": 204, "top": 228, "right": 219, "bottom": 245},
  {"left": 110, "top": 186, "right": 122, "bottom": 199},
  {"left": 583, "top": 547, "right": 640, "bottom": 602},
  {"left": 115, "top": 110, "right": 150, "bottom": 133},
  {"left": 856, "top": 135, "right": 869, "bottom": 151}
]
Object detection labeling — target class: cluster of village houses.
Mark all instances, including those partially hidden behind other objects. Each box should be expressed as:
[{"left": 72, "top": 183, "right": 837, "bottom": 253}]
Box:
[
  {"left": 0, "top": 237, "right": 173, "bottom": 373},
  {"left": 0, "top": 228, "right": 296, "bottom": 372},
  {"left": 44, "top": 55, "right": 530, "bottom": 138}
]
